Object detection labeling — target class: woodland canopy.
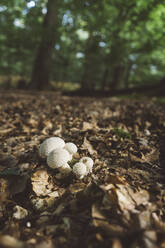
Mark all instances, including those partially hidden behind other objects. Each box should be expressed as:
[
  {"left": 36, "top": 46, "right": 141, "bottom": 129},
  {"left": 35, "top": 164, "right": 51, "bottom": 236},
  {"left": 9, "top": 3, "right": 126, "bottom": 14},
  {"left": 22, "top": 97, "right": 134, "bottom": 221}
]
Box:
[{"left": 0, "top": 0, "right": 165, "bottom": 94}]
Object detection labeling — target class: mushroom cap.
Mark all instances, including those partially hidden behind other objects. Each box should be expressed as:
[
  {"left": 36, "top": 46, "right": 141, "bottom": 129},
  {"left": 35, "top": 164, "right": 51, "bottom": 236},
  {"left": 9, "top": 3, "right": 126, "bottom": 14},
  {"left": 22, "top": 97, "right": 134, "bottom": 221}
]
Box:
[
  {"left": 58, "top": 163, "right": 72, "bottom": 174},
  {"left": 73, "top": 162, "right": 87, "bottom": 179},
  {"left": 64, "top": 142, "right": 77, "bottom": 155},
  {"left": 47, "top": 148, "right": 71, "bottom": 169},
  {"left": 39, "top": 137, "right": 65, "bottom": 158},
  {"left": 80, "top": 157, "right": 94, "bottom": 173}
]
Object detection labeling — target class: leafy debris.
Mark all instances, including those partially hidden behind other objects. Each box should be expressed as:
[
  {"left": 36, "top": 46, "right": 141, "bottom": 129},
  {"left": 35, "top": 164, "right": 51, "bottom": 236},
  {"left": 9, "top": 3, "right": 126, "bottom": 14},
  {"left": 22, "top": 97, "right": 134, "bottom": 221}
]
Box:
[{"left": 0, "top": 91, "right": 165, "bottom": 248}]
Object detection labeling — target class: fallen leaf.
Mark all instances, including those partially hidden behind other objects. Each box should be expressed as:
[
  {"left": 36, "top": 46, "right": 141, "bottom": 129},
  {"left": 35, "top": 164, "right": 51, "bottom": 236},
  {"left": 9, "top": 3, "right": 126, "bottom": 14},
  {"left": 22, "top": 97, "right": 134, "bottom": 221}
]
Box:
[
  {"left": 112, "top": 239, "right": 123, "bottom": 248},
  {"left": 105, "top": 174, "right": 127, "bottom": 184},
  {"left": 0, "top": 235, "right": 24, "bottom": 248},
  {"left": 82, "top": 121, "right": 98, "bottom": 131},
  {"left": 0, "top": 153, "right": 18, "bottom": 168},
  {"left": 31, "top": 170, "right": 53, "bottom": 196},
  {"left": 9, "top": 175, "right": 29, "bottom": 195},
  {"left": 82, "top": 137, "right": 97, "bottom": 155},
  {"left": 36, "top": 240, "right": 54, "bottom": 248},
  {"left": 92, "top": 204, "right": 125, "bottom": 236},
  {"left": 130, "top": 149, "right": 159, "bottom": 165},
  {"left": 143, "top": 230, "right": 157, "bottom": 248}
]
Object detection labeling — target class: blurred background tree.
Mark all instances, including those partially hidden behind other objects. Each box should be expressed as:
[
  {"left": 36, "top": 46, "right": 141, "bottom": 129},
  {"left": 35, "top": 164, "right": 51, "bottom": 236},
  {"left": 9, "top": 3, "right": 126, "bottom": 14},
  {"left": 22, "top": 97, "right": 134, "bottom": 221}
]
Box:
[{"left": 0, "top": 0, "right": 165, "bottom": 94}]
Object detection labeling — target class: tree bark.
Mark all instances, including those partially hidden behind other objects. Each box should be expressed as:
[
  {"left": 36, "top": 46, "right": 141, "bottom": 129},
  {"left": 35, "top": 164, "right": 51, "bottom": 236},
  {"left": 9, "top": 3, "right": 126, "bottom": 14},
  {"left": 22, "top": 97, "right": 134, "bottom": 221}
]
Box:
[
  {"left": 101, "top": 68, "right": 109, "bottom": 91},
  {"left": 81, "top": 34, "right": 100, "bottom": 90},
  {"left": 110, "top": 64, "right": 125, "bottom": 90},
  {"left": 29, "top": 0, "right": 60, "bottom": 90}
]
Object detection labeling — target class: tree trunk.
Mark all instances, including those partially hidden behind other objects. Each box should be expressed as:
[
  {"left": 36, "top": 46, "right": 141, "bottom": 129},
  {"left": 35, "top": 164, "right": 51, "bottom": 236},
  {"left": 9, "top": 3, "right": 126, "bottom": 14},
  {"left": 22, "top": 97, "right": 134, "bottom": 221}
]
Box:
[
  {"left": 29, "top": 0, "right": 60, "bottom": 90},
  {"left": 101, "top": 68, "right": 109, "bottom": 91},
  {"left": 123, "top": 63, "right": 132, "bottom": 89},
  {"left": 81, "top": 34, "right": 100, "bottom": 90},
  {"left": 110, "top": 64, "right": 125, "bottom": 90}
]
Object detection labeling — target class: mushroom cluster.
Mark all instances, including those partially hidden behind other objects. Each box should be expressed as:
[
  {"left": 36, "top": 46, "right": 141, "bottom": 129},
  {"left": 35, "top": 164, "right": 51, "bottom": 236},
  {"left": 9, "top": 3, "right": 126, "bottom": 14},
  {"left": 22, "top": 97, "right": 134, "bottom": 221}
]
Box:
[{"left": 39, "top": 137, "right": 94, "bottom": 179}]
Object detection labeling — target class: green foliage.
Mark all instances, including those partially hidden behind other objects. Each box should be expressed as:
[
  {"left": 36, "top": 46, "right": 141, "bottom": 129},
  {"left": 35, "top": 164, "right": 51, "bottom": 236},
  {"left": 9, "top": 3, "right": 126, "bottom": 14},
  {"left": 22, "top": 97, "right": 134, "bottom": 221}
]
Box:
[
  {"left": 0, "top": 0, "right": 165, "bottom": 90},
  {"left": 68, "top": 159, "right": 79, "bottom": 167},
  {"left": 154, "top": 97, "right": 165, "bottom": 103},
  {"left": 112, "top": 128, "right": 132, "bottom": 139}
]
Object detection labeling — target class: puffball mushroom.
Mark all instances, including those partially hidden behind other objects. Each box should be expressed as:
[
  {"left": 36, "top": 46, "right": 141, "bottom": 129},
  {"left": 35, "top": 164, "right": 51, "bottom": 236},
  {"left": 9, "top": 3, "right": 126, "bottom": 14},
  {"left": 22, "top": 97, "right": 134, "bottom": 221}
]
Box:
[
  {"left": 64, "top": 142, "right": 78, "bottom": 155},
  {"left": 80, "top": 157, "right": 94, "bottom": 173},
  {"left": 73, "top": 162, "right": 87, "bottom": 179},
  {"left": 58, "top": 163, "right": 72, "bottom": 175},
  {"left": 39, "top": 137, "right": 65, "bottom": 158},
  {"left": 47, "top": 148, "right": 71, "bottom": 169}
]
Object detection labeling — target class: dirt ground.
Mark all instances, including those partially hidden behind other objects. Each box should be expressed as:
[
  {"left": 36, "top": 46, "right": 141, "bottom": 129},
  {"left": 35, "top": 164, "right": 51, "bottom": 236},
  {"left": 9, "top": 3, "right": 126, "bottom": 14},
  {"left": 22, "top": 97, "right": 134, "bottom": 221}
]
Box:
[{"left": 0, "top": 91, "right": 165, "bottom": 248}]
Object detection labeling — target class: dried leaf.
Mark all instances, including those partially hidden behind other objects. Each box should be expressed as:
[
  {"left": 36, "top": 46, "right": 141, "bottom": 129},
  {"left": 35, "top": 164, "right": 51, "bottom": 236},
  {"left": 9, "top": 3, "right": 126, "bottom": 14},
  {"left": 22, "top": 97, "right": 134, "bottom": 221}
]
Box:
[
  {"left": 9, "top": 175, "right": 29, "bottom": 195},
  {"left": 143, "top": 149, "right": 159, "bottom": 163},
  {"left": 82, "top": 137, "right": 97, "bottom": 155},
  {"left": 0, "top": 153, "right": 18, "bottom": 168},
  {"left": 105, "top": 174, "right": 127, "bottom": 184},
  {"left": 143, "top": 230, "right": 157, "bottom": 248},
  {"left": 0, "top": 235, "right": 24, "bottom": 248},
  {"left": 92, "top": 204, "right": 125, "bottom": 236},
  {"left": 36, "top": 240, "right": 54, "bottom": 248},
  {"left": 82, "top": 121, "right": 98, "bottom": 131},
  {"left": 31, "top": 170, "right": 53, "bottom": 196},
  {"left": 102, "top": 184, "right": 149, "bottom": 213},
  {"left": 69, "top": 182, "right": 86, "bottom": 193},
  {"left": 130, "top": 149, "right": 159, "bottom": 165},
  {"left": 112, "top": 239, "right": 123, "bottom": 248}
]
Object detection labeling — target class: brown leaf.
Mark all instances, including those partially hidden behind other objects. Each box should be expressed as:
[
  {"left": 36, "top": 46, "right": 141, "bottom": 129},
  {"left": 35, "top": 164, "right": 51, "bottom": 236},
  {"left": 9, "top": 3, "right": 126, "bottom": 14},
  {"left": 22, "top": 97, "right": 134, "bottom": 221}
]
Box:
[
  {"left": 9, "top": 175, "right": 29, "bottom": 195},
  {"left": 137, "top": 210, "right": 151, "bottom": 229},
  {"left": 109, "top": 185, "right": 135, "bottom": 212},
  {"left": 130, "top": 149, "right": 159, "bottom": 165},
  {"left": 41, "top": 120, "right": 53, "bottom": 135},
  {"left": 82, "top": 121, "right": 98, "bottom": 131},
  {"left": 143, "top": 230, "right": 157, "bottom": 248},
  {"left": 112, "top": 239, "right": 123, "bottom": 248},
  {"left": 0, "top": 178, "right": 9, "bottom": 204},
  {"left": 105, "top": 174, "right": 127, "bottom": 184},
  {"left": 127, "top": 187, "right": 149, "bottom": 206},
  {"left": 0, "top": 153, "right": 18, "bottom": 168},
  {"left": 144, "top": 149, "right": 159, "bottom": 163},
  {"left": 101, "top": 184, "right": 149, "bottom": 213},
  {"left": 31, "top": 170, "right": 49, "bottom": 184},
  {"left": 82, "top": 137, "right": 97, "bottom": 155},
  {"left": 69, "top": 182, "right": 86, "bottom": 193},
  {"left": 130, "top": 153, "right": 145, "bottom": 163},
  {"left": 31, "top": 170, "right": 53, "bottom": 196},
  {"left": 152, "top": 212, "right": 165, "bottom": 232},
  {"left": 92, "top": 204, "right": 125, "bottom": 236},
  {"left": 0, "top": 127, "right": 14, "bottom": 135},
  {"left": 0, "top": 235, "right": 24, "bottom": 248},
  {"left": 36, "top": 240, "right": 54, "bottom": 248}
]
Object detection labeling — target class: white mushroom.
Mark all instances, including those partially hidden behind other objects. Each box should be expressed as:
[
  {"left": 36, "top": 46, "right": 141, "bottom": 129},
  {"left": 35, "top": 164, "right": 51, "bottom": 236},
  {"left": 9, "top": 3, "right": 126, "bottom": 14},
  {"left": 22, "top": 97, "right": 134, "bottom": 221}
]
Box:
[
  {"left": 72, "top": 162, "right": 87, "bottom": 179},
  {"left": 58, "top": 163, "right": 72, "bottom": 175},
  {"left": 39, "top": 137, "right": 65, "bottom": 158},
  {"left": 80, "top": 157, "right": 94, "bottom": 174},
  {"left": 64, "top": 142, "right": 78, "bottom": 155},
  {"left": 47, "top": 148, "right": 71, "bottom": 169}
]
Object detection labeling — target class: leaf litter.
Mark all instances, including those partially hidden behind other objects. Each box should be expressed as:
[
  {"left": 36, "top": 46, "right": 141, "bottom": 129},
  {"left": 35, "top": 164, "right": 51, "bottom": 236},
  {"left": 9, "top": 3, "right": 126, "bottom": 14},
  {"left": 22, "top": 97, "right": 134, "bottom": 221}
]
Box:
[{"left": 0, "top": 91, "right": 165, "bottom": 247}]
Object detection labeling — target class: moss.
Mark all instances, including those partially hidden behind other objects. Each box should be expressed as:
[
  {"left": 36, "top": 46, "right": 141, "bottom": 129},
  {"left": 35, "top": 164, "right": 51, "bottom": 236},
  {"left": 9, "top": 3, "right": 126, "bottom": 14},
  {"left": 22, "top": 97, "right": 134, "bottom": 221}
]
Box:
[
  {"left": 112, "top": 128, "right": 132, "bottom": 139},
  {"left": 68, "top": 158, "right": 79, "bottom": 168}
]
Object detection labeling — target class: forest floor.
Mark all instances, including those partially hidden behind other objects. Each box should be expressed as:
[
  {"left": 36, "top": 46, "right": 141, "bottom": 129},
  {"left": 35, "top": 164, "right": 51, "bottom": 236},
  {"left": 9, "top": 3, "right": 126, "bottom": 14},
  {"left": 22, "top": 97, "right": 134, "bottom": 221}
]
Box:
[{"left": 0, "top": 90, "right": 165, "bottom": 248}]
